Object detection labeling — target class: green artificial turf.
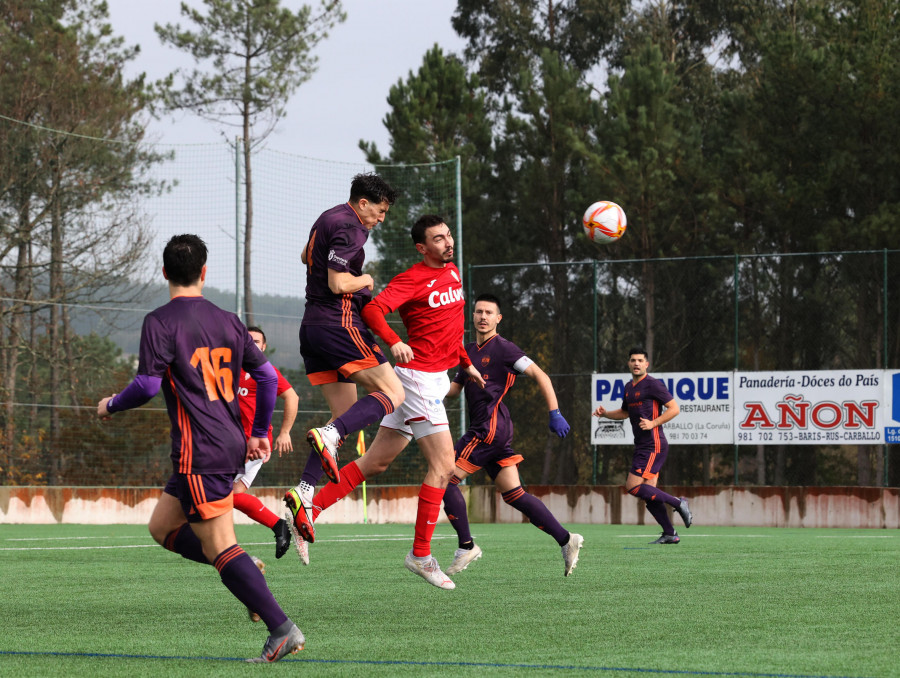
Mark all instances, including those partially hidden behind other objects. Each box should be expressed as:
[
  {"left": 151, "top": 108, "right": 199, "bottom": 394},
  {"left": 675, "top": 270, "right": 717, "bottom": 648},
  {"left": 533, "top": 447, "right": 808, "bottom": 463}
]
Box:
[{"left": 1, "top": 522, "right": 896, "bottom": 677}]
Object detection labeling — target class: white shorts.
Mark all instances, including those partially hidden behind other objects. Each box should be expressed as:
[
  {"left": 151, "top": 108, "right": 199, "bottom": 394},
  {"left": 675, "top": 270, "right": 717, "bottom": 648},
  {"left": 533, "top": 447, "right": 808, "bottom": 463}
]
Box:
[
  {"left": 234, "top": 458, "right": 263, "bottom": 489},
  {"left": 380, "top": 366, "right": 450, "bottom": 441}
]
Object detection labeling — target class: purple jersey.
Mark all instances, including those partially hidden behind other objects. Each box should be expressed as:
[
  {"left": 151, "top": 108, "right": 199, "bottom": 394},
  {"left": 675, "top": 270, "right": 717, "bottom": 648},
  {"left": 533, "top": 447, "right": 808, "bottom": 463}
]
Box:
[
  {"left": 621, "top": 374, "right": 675, "bottom": 451},
  {"left": 137, "top": 296, "right": 268, "bottom": 475},
  {"left": 301, "top": 203, "right": 372, "bottom": 328},
  {"left": 454, "top": 335, "right": 528, "bottom": 444}
]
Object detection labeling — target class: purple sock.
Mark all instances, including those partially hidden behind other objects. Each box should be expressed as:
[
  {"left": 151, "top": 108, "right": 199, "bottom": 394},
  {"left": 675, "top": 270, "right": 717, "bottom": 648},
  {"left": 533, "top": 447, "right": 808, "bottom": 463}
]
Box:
[
  {"left": 630, "top": 483, "right": 680, "bottom": 507},
  {"left": 645, "top": 499, "right": 676, "bottom": 535},
  {"left": 332, "top": 392, "right": 393, "bottom": 439},
  {"left": 443, "top": 482, "right": 473, "bottom": 546},
  {"left": 300, "top": 454, "right": 326, "bottom": 487},
  {"left": 502, "top": 486, "right": 569, "bottom": 546},
  {"left": 163, "top": 524, "right": 208, "bottom": 564},
  {"left": 214, "top": 545, "right": 288, "bottom": 633}
]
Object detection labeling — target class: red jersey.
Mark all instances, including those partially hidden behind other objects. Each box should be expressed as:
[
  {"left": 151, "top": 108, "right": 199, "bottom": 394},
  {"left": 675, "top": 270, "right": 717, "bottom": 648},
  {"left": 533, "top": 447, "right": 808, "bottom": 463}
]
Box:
[
  {"left": 238, "top": 366, "right": 292, "bottom": 444},
  {"left": 364, "top": 261, "right": 468, "bottom": 372}
]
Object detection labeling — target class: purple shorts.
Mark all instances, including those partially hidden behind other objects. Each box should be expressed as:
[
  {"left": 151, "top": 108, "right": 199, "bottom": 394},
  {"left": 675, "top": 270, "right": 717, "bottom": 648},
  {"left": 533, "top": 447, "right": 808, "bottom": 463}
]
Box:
[
  {"left": 163, "top": 473, "right": 234, "bottom": 523},
  {"left": 454, "top": 431, "right": 524, "bottom": 481},
  {"left": 630, "top": 444, "right": 669, "bottom": 481},
  {"left": 299, "top": 323, "right": 388, "bottom": 385}
]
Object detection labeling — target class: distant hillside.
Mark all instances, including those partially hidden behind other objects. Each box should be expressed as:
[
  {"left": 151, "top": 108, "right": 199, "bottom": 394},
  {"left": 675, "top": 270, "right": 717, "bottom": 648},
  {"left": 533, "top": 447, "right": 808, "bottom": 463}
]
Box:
[{"left": 68, "top": 283, "right": 305, "bottom": 371}]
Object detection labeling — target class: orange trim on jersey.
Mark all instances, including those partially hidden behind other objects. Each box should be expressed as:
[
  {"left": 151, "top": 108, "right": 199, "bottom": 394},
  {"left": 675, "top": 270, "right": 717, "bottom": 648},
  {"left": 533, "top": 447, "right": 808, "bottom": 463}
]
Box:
[
  {"left": 457, "top": 437, "right": 480, "bottom": 464},
  {"left": 305, "top": 231, "right": 316, "bottom": 268},
  {"left": 643, "top": 400, "right": 662, "bottom": 477},
  {"left": 168, "top": 368, "right": 194, "bottom": 474},
  {"left": 307, "top": 370, "right": 340, "bottom": 386},
  {"left": 456, "top": 457, "right": 482, "bottom": 474},
  {"left": 196, "top": 494, "right": 234, "bottom": 521},
  {"left": 338, "top": 354, "right": 382, "bottom": 377},
  {"left": 485, "top": 373, "right": 516, "bottom": 444},
  {"left": 188, "top": 473, "right": 207, "bottom": 506},
  {"left": 346, "top": 202, "right": 364, "bottom": 224},
  {"left": 497, "top": 454, "right": 524, "bottom": 468},
  {"left": 475, "top": 334, "right": 500, "bottom": 351}
]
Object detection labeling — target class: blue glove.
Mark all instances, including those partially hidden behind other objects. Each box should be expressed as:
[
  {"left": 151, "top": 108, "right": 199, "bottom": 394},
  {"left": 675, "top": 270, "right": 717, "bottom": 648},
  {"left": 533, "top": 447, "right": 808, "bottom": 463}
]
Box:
[{"left": 549, "top": 409, "right": 570, "bottom": 438}]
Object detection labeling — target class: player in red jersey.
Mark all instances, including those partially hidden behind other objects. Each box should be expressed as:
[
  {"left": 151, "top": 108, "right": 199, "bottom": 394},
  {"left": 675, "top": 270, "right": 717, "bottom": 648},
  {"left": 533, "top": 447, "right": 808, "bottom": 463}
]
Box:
[
  {"left": 593, "top": 348, "right": 691, "bottom": 543},
  {"left": 96, "top": 234, "right": 303, "bottom": 662},
  {"left": 293, "top": 215, "right": 484, "bottom": 589},
  {"left": 232, "top": 326, "right": 299, "bottom": 563}
]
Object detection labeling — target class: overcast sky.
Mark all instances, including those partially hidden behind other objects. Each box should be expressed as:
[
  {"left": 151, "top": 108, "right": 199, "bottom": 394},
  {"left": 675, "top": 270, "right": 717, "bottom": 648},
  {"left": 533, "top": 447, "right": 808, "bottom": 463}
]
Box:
[{"left": 106, "top": 0, "right": 467, "bottom": 162}]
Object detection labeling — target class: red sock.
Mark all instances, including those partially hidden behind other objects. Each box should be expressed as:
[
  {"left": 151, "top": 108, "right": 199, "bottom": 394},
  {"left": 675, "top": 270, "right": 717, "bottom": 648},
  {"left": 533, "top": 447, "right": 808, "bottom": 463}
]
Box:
[
  {"left": 233, "top": 492, "right": 279, "bottom": 529},
  {"left": 412, "top": 483, "right": 445, "bottom": 557},
  {"left": 312, "top": 460, "right": 366, "bottom": 522}
]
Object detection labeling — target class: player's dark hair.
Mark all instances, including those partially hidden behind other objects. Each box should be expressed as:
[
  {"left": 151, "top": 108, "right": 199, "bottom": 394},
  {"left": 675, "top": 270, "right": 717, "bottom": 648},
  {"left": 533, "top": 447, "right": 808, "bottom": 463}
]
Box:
[
  {"left": 411, "top": 214, "right": 446, "bottom": 244},
  {"left": 247, "top": 326, "right": 266, "bottom": 344},
  {"left": 475, "top": 293, "right": 502, "bottom": 313},
  {"left": 349, "top": 173, "right": 398, "bottom": 206},
  {"left": 628, "top": 346, "right": 649, "bottom": 361},
  {"left": 163, "top": 234, "right": 207, "bottom": 287}
]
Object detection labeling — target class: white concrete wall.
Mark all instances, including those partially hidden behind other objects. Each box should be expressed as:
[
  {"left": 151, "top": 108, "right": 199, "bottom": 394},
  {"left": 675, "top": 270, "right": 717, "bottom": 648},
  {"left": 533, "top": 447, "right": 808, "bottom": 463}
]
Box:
[{"left": 2, "top": 486, "right": 897, "bottom": 528}]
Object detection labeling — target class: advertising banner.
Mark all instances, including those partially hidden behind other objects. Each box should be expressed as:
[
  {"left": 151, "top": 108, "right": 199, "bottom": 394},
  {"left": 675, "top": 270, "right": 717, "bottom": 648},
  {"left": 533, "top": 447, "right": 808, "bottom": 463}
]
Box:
[
  {"left": 591, "top": 372, "right": 733, "bottom": 445},
  {"left": 734, "top": 370, "right": 883, "bottom": 445}
]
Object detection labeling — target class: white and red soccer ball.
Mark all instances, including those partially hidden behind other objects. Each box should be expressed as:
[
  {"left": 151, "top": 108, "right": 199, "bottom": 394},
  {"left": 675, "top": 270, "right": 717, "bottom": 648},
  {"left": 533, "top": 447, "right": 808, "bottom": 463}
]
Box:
[{"left": 582, "top": 200, "right": 626, "bottom": 245}]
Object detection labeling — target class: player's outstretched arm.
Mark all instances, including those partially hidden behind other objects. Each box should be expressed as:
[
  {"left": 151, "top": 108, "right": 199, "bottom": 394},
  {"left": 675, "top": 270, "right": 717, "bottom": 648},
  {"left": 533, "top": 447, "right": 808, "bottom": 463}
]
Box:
[
  {"left": 98, "top": 374, "right": 163, "bottom": 418},
  {"left": 274, "top": 387, "right": 299, "bottom": 455},
  {"left": 523, "top": 363, "right": 569, "bottom": 437}
]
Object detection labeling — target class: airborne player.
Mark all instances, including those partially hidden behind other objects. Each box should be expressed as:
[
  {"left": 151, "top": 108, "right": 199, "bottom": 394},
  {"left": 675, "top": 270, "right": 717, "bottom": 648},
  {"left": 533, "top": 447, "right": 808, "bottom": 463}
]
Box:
[{"left": 287, "top": 214, "right": 484, "bottom": 590}]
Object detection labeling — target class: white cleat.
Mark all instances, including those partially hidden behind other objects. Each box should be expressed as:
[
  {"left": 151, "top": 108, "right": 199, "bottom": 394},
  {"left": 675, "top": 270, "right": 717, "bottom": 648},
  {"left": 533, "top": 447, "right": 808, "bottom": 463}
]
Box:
[
  {"left": 404, "top": 550, "right": 455, "bottom": 590},
  {"left": 284, "top": 510, "right": 310, "bottom": 566},
  {"left": 445, "top": 544, "right": 483, "bottom": 575},
  {"left": 562, "top": 533, "right": 584, "bottom": 577}
]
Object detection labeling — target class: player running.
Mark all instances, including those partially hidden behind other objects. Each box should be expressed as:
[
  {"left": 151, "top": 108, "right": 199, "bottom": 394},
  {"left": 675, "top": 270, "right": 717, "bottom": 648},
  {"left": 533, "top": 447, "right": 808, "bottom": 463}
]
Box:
[
  {"left": 96, "top": 234, "right": 303, "bottom": 662},
  {"left": 287, "top": 214, "right": 484, "bottom": 589},
  {"left": 592, "top": 347, "right": 691, "bottom": 544},
  {"left": 283, "top": 174, "right": 404, "bottom": 563},
  {"left": 233, "top": 326, "right": 298, "bottom": 563},
  {"left": 441, "top": 294, "right": 583, "bottom": 576}
]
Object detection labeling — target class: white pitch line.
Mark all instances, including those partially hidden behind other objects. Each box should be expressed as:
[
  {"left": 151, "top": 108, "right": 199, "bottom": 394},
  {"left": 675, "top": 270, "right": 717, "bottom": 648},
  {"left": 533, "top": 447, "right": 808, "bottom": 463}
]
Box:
[
  {"left": 0, "top": 535, "right": 453, "bottom": 552},
  {"left": 815, "top": 535, "right": 894, "bottom": 538}
]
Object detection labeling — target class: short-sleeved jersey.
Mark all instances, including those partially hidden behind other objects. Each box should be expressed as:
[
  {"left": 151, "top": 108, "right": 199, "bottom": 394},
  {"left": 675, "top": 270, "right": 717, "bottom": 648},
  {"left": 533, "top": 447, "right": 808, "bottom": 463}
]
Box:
[
  {"left": 453, "top": 334, "right": 528, "bottom": 444},
  {"left": 374, "top": 261, "right": 466, "bottom": 372},
  {"left": 137, "top": 296, "right": 268, "bottom": 475},
  {"left": 237, "top": 366, "right": 292, "bottom": 443},
  {"left": 621, "top": 374, "right": 675, "bottom": 450},
  {"left": 301, "top": 203, "right": 372, "bottom": 328}
]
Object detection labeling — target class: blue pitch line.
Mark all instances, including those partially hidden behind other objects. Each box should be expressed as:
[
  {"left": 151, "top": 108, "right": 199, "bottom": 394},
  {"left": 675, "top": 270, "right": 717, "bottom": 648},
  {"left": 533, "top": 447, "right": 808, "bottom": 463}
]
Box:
[{"left": 0, "top": 650, "right": 878, "bottom": 678}]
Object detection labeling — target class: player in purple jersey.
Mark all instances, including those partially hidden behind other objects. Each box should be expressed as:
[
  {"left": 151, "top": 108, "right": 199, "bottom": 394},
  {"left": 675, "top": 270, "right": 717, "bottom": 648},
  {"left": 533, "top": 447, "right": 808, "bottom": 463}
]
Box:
[
  {"left": 283, "top": 173, "right": 406, "bottom": 565},
  {"left": 441, "top": 294, "right": 585, "bottom": 576},
  {"left": 96, "top": 235, "right": 304, "bottom": 662},
  {"left": 592, "top": 347, "right": 692, "bottom": 544}
]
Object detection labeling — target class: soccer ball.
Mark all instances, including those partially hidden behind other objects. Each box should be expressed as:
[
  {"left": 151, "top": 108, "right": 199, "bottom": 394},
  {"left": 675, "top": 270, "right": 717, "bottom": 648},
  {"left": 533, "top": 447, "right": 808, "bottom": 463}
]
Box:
[{"left": 582, "top": 201, "right": 627, "bottom": 245}]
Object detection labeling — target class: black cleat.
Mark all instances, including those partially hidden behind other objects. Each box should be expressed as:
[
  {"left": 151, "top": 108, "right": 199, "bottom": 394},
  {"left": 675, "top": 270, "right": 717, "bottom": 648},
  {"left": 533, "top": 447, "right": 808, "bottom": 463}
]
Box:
[
  {"left": 675, "top": 497, "right": 692, "bottom": 528},
  {"left": 273, "top": 518, "right": 292, "bottom": 559},
  {"left": 650, "top": 533, "right": 680, "bottom": 544}
]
